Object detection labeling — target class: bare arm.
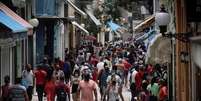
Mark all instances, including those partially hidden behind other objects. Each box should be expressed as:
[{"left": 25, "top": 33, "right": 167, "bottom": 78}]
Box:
[
  {"left": 118, "top": 86, "right": 124, "bottom": 101},
  {"left": 77, "top": 86, "right": 80, "bottom": 101},
  {"left": 24, "top": 91, "right": 29, "bottom": 101},
  {"left": 94, "top": 87, "right": 98, "bottom": 101}
]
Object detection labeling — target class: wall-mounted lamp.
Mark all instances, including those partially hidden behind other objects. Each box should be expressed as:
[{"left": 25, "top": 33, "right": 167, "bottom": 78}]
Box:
[
  {"left": 29, "top": 18, "right": 39, "bottom": 27},
  {"left": 155, "top": 5, "right": 192, "bottom": 42},
  {"left": 180, "top": 51, "right": 189, "bottom": 63},
  {"left": 29, "top": 18, "right": 39, "bottom": 34}
]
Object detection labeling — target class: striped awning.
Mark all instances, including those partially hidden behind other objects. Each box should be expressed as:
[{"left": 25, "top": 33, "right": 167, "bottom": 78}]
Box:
[
  {"left": 0, "top": 10, "right": 27, "bottom": 33},
  {"left": 134, "top": 15, "right": 155, "bottom": 32},
  {"left": 0, "top": 2, "right": 33, "bottom": 35}
]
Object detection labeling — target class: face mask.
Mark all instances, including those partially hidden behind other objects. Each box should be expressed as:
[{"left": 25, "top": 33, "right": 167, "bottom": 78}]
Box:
[
  {"left": 112, "top": 80, "right": 116, "bottom": 85},
  {"left": 75, "top": 74, "right": 79, "bottom": 77}
]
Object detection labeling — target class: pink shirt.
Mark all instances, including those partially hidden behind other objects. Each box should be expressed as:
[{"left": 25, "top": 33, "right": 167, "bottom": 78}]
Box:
[{"left": 79, "top": 80, "right": 96, "bottom": 101}]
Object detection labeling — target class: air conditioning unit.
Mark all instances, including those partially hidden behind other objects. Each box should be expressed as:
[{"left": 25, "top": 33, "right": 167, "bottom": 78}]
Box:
[{"left": 12, "top": 0, "right": 26, "bottom": 8}]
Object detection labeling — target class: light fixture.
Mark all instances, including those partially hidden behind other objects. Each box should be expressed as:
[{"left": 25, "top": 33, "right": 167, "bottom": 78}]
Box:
[
  {"left": 155, "top": 5, "right": 170, "bottom": 34},
  {"left": 155, "top": 5, "right": 192, "bottom": 42},
  {"left": 180, "top": 51, "right": 189, "bottom": 63},
  {"left": 29, "top": 18, "right": 39, "bottom": 27},
  {"left": 81, "top": 23, "right": 85, "bottom": 28}
]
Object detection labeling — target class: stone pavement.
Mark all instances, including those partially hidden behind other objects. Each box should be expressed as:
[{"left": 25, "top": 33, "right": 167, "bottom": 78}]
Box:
[{"left": 32, "top": 86, "right": 131, "bottom": 101}]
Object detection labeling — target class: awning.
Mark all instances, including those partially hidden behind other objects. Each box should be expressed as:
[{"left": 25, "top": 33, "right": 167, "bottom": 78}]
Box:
[
  {"left": 64, "top": 0, "right": 87, "bottom": 17},
  {"left": 134, "top": 15, "right": 155, "bottom": 32},
  {"left": 145, "top": 34, "right": 171, "bottom": 64},
  {"left": 191, "top": 36, "right": 201, "bottom": 69},
  {"left": 85, "top": 9, "right": 101, "bottom": 26},
  {"left": 0, "top": 2, "right": 33, "bottom": 34},
  {"left": 107, "top": 21, "right": 121, "bottom": 31},
  {"left": 0, "top": 10, "right": 27, "bottom": 33},
  {"left": 71, "top": 21, "right": 89, "bottom": 34}
]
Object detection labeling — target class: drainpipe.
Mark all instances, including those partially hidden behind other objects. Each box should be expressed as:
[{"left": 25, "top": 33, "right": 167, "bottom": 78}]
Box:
[{"left": 172, "top": 37, "right": 176, "bottom": 101}]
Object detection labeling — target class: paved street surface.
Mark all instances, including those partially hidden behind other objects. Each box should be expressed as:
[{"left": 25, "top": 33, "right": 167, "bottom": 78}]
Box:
[{"left": 32, "top": 86, "right": 131, "bottom": 101}]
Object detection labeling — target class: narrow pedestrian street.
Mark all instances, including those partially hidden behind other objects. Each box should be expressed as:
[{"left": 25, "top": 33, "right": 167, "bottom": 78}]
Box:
[
  {"left": 1, "top": 0, "right": 201, "bottom": 101},
  {"left": 32, "top": 86, "right": 132, "bottom": 101}
]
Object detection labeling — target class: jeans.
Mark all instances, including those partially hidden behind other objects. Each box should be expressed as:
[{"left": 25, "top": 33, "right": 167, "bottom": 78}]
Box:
[{"left": 36, "top": 85, "right": 45, "bottom": 101}]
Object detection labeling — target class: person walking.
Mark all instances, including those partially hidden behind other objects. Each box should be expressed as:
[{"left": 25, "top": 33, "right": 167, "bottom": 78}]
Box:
[
  {"left": 56, "top": 77, "right": 70, "bottom": 101},
  {"left": 98, "top": 63, "right": 111, "bottom": 101},
  {"left": 22, "top": 64, "right": 34, "bottom": 101},
  {"left": 8, "top": 77, "right": 29, "bottom": 101},
  {"left": 147, "top": 77, "right": 159, "bottom": 101},
  {"left": 77, "top": 72, "right": 98, "bottom": 101},
  {"left": 159, "top": 79, "right": 168, "bottom": 101},
  {"left": 0, "top": 75, "right": 11, "bottom": 101},
  {"left": 34, "top": 65, "right": 47, "bottom": 101},
  {"left": 53, "top": 64, "right": 65, "bottom": 83},
  {"left": 71, "top": 70, "right": 81, "bottom": 101},
  {"left": 106, "top": 73, "right": 124, "bottom": 101},
  {"left": 45, "top": 76, "right": 56, "bottom": 101}
]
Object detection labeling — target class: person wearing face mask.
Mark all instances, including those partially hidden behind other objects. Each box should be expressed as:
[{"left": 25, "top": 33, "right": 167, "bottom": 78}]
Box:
[
  {"left": 53, "top": 64, "right": 65, "bottom": 83},
  {"left": 71, "top": 70, "right": 81, "bottom": 101},
  {"left": 77, "top": 72, "right": 98, "bottom": 101},
  {"left": 22, "top": 64, "right": 34, "bottom": 101},
  {"left": 98, "top": 63, "right": 111, "bottom": 101}
]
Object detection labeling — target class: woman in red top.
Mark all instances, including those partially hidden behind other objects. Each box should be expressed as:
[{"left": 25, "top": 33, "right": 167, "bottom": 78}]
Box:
[
  {"left": 34, "top": 65, "right": 47, "bottom": 101},
  {"left": 159, "top": 79, "right": 168, "bottom": 101},
  {"left": 45, "top": 76, "right": 56, "bottom": 101}
]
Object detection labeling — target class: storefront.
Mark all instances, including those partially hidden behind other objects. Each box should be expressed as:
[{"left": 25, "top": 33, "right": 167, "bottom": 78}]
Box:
[{"left": 0, "top": 2, "right": 33, "bottom": 85}]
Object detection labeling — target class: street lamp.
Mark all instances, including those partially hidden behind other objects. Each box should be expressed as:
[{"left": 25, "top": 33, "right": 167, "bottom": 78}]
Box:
[
  {"left": 29, "top": 18, "right": 39, "bottom": 27},
  {"left": 155, "top": 5, "right": 191, "bottom": 42}
]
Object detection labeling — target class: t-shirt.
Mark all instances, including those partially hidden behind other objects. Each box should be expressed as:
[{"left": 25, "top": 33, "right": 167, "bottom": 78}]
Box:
[
  {"left": 97, "top": 62, "right": 104, "bottom": 72},
  {"left": 79, "top": 80, "right": 96, "bottom": 101},
  {"left": 159, "top": 86, "right": 168, "bottom": 101},
  {"left": 35, "top": 69, "right": 47, "bottom": 85},
  {"left": 9, "top": 84, "right": 27, "bottom": 101},
  {"left": 147, "top": 83, "right": 159, "bottom": 96},
  {"left": 53, "top": 70, "right": 64, "bottom": 82},
  {"left": 131, "top": 70, "right": 138, "bottom": 83},
  {"left": 22, "top": 70, "right": 34, "bottom": 86}
]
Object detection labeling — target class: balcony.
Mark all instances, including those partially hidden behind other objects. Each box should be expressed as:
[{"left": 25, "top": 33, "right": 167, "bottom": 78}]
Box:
[{"left": 35, "top": 0, "right": 56, "bottom": 17}]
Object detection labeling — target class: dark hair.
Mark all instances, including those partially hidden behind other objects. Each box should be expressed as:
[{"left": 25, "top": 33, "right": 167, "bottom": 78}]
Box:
[
  {"left": 73, "top": 70, "right": 80, "bottom": 76},
  {"left": 4, "top": 75, "right": 10, "bottom": 84},
  {"left": 15, "top": 77, "right": 22, "bottom": 84},
  {"left": 151, "top": 77, "right": 157, "bottom": 86}
]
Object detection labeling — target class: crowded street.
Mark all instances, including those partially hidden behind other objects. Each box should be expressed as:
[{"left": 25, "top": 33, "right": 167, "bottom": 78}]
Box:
[{"left": 1, "top": 0, "right": 201, "bottom": 101}]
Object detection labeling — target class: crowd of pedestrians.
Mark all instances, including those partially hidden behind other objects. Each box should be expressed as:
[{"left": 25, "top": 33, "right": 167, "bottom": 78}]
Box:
[{"left": 0, "top": 41, "right": 168, "bottom": 101}]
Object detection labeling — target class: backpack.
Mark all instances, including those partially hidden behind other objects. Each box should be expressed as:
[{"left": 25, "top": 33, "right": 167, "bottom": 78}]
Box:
[{"left": 56, "top": 86, "right": 67, "bottom": 101}]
